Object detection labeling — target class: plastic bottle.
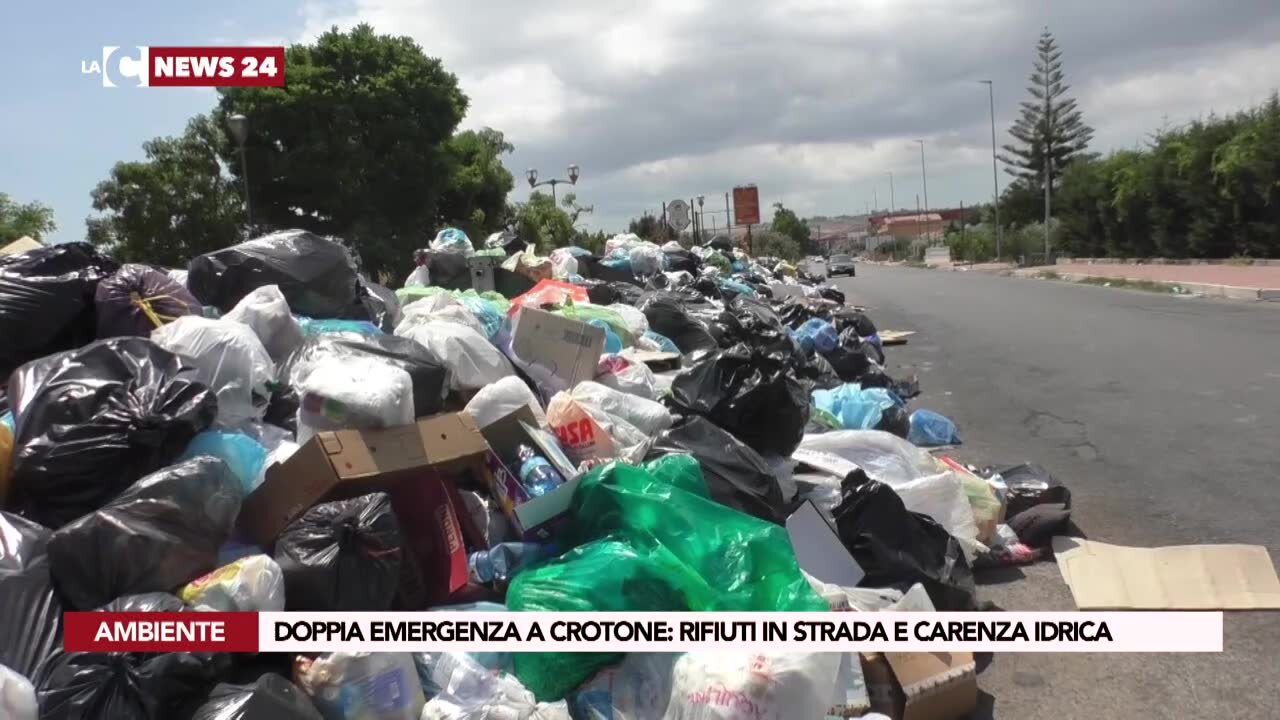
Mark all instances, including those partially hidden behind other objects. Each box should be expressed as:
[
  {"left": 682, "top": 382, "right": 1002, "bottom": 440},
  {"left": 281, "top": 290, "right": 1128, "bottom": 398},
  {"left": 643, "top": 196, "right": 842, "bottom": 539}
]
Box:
[
  {"left": 515, "top": 444, "right": 564, "bottom": 497},
  {"left": 467, "top": 543, "right": 549, "bottom": 585}
]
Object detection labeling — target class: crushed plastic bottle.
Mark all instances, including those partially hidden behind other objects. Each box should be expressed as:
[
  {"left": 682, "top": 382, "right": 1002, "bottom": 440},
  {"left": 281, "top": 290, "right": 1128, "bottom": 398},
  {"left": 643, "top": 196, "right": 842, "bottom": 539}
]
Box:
[
  {"left": 468, "top": 543, "right": 552, "bottom": 585},
  {"left": 516, "top": 444, "right": 564, "bottom": 498}
]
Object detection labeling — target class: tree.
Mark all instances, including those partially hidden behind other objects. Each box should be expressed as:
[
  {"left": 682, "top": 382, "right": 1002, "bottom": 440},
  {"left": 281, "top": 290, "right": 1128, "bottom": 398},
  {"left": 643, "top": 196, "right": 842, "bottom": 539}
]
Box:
[
  {"left": 769, "top": 203, "right": 812, "bottom": 252},
  {"left": 86, "top": 115, "right": 243, "bottom": 267},
  {"left": 215, "top": 24, "right": 469, "bottom": 278},
  {"left": 753, "top": 231, "right": 802, "bottom": 260},
  {"left": 437, "top": 128, "right": 515, "bottom": 245},
  {"left": 0, "top": 193, "right": 56, "bottom": 242},
  {"left": 512, "top": 191, "right": 575, "bottom": 253},
  {"left": 627, "top": 213, "right": 662, "bottom": 240},
  {"left": 1001, "top": 28, "right": 1094, "bottom": 196}
]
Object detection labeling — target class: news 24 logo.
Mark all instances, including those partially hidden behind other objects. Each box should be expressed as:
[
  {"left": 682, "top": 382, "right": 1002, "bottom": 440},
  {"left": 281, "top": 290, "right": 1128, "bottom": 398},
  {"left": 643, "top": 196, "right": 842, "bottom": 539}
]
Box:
[
  {"left": 82, "top": 46, "right": 149, "bottom": 87},
  {"left": 81, "top": 46, "right": 285, "bottom": 88}
]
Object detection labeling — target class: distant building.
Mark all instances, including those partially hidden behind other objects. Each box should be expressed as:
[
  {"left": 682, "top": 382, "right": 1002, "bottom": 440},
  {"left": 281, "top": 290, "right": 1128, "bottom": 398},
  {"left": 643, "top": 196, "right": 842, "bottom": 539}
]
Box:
[{"left": 876, "top": 213, "right": 944, "bottom": 244}]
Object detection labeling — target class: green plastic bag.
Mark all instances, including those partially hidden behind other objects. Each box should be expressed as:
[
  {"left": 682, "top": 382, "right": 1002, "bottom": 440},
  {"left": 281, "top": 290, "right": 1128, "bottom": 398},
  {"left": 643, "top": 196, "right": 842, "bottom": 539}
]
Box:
[
  {"left": 554, "top": 302, "right": 635, "bottom": 347},
  {"left": 395, "top": 285, "right": 448, "bottom": 306},
  {"left": 507, "top": 457, "right": 824, "bottom": 699}
]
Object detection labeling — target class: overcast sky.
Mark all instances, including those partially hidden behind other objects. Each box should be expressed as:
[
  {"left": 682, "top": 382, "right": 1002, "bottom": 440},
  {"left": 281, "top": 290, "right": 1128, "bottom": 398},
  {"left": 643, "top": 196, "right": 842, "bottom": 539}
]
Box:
[{"left": 6, "top": 0, "right": 1280, "bottom": 242}]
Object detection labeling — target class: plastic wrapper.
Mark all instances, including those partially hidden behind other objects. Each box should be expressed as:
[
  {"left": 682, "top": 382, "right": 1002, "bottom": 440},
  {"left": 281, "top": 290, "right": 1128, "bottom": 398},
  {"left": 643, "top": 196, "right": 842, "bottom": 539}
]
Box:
[
  {"left": 651, "top": 417, "right": 792, "bottom": 525},
  {"left": 180, "top": 429, "right": 269, "bottom": 494},
  {"left": 570, "top": 381, "right": 671, "bottom": 436},
  {"left": 280, "top": 334, "right": 450, "bottom": 420},
  {"left": 0, "top": 513, "right": 63, "bottom": 679},
  {"left": 222, "top": 285, "right": 306, "bottom": 364},
  {"left": 431, "top": 227, "right": 474, "bottom": 255},
  {"left": 34, "top": 650, "right": 230, "bottom": 720},
  {"left": 295, "top": 356, "right": 414, "bottom": 446},
  {"left": 463, "top": 376, "right": 547, "bottom": 430},
  {"left": 94, "top": 263, "right": 201, "bottom": 338},
  {"left": 636, "top": 292, "right": 717, "bottom": 355},
  {"left": 665, "top": 653, "right": 842, "bottom": 720},
  {"left": 6, "top": 337, "right": 217, "bottom": 528},
  {"left": 188, "top": 230, "right": 360, "bottom": 317},
  {"left": 152, "top": 316, "right": 276, "bottom": 426},
  {"left": 595, "top": 356, "right": 658, "bottom": 400},
  {"left": 396, "top": 293, "right": 487, "bottom": 338},
  {"left": 0, "top": 242, "right": 119, "bottom": 377},
  {"left": 569, "top": 653, "right": 678, "bottom": 720},
  {"left": 181, "top": 554, "right": 285, "bottom": 612},
  {"left": 191, "top": 674, "right": 323, "bottom": 720},
  {"left": 0, "top": 662, "right": 37, "bottom": 720},
  {"left": 670, "top": 345, "right": 810, "bottom": 456},
  {"left": 294, "top": 652, "right": 424, "bottom": 720},
  {"left": 396, "top": 320, "right": 513, "bottom": 391},
  {"left": 831, "top": 476, "right": 977, "bottom": 611},
  {"left": 274, "top": 493, "right": 404, "bottom": 611},
  {"left": 47, "top": 456, "right": 242, "bottom": 610}
]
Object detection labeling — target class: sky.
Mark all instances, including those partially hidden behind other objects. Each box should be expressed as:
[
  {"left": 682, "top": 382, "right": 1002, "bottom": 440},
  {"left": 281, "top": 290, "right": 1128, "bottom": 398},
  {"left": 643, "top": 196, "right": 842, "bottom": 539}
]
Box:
[{"left": 4, "top": 0, "right": 1280, "bottom": 244}]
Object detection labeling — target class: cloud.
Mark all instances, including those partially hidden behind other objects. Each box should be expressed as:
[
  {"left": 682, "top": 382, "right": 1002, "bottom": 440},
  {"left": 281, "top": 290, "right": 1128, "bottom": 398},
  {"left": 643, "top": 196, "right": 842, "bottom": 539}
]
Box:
[{"left": 298, "top": 0, "right": 1280, "bottom": 231}]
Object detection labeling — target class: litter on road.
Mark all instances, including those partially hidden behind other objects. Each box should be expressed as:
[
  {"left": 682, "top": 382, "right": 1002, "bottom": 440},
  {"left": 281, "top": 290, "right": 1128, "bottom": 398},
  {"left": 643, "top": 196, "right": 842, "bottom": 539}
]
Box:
[{"left": 1, "top": 226, "right": 1276, "bottom": 720}]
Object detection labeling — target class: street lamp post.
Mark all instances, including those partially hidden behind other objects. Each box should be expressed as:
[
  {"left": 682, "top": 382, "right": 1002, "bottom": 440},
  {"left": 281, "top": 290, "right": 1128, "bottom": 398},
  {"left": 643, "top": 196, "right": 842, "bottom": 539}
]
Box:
[
  {"left": 888, "top": 172, "right": 896, "bottom": 214},
  {"left": 226, "top": 113, "right": 252, "bottom": 233},
  {"left": 696, "top": 195, "right": 705, "bottom": 243},
  {"left": 525, "top": 164, "right": 580, "bottom": 207},
  {"left": 915, "top": 140, "right": 929, "bottom": 216},
  {"left": 979, "top": 80, "right": 1002, "bottom": 259}
]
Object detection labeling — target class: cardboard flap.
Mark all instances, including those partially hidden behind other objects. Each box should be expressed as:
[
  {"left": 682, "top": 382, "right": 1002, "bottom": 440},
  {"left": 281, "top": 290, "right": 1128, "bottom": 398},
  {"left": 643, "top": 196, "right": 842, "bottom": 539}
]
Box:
[
  {"left": 414, "top": 412, "right": 488, "bottom": 469},
  {"left": 511, "top": 307, "right": 606, "bottom": 388},
  {"left": 1053, "top": 537, "right": 1280, "bottom": 610},
  {"left": 787, "top": 500, "right": 864, "bottom": 587},
  {"left": 885, "top": 652, "right": 977, "bottom": 720}
]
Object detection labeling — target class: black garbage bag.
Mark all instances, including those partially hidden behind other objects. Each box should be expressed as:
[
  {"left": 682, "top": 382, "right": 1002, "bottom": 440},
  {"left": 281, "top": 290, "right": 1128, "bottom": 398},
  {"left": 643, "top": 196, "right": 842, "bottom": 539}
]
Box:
[
  {"left": 278, "top": 334, "right": 449, "bottom": 418},
  {"left": 637, "top": 292, "right": 718, "bottom": 355},
  {"left": 691, "top": 276, "right": 723, "bottom": 302},
  {"left": 650, "top": 416, "right": 792, "bottom": 525},
  {"left": 7, "top": 337, "right": 218, "bottom": 528},
  {"left": 981, "top": 463, "right": 1072, "bottom": 518},
  {"left": 831, "top": 476, "right": 976, "bottom": 611},
  {"left": 585, "top": 280, "right": 643, "bottom": 307},
  {"left": 98, "top": 593, "right": 187, "bottom": 613},
  {"left": 494, "top": 267, "right": 537, "bottom": 300},
  {"left": 346, "top": 279, "right": 401, "bottom": 332},
  {"left": 48, "top": 457, "right": 242, "bottom": 610},
  {"left": 832, "top": 309, "right": 877, "bottom": 338},
  {"left": 34, "top": 650, "right": 229, "bottom": 720},
  {"left": 662, "top": 249, "right": 701, "bottom": 274},
  {"left": 188, "top": 230, "right": 359, "bottom": 317},
  {"left": 423, "top": 251, "right": 470, "bottom": 291},
  {"left": 793, "top": 352, "right": 842, "bottom": 390},
  {"left": 816, "top": 286, "right": 845, "bottom": 304},
  {"left": 191, "top": 674, "right": 323, "bottom": 720},
  {"left": 0, "top": 242, "right": 119, "bottom": 377},
  {"left": 670, "top": 344, "right": 809, "bottom": 456},
  {"left": 0, "top": 512, "right": 64, "bottom": 678},
  {"left": 274, "top": 493, "right": 404, "bottom": 611},
  {"left": 709, "top": 236, "right": 734, "bottom": 253},
  {"left": 710, "top": 295, "right": 788, "bottom": 350},
  {"left": 94, "top": 264, "right": 201, "bottom": 338},
  {"left": 874, "top": 405, "right": 911, "bottom": 439}
]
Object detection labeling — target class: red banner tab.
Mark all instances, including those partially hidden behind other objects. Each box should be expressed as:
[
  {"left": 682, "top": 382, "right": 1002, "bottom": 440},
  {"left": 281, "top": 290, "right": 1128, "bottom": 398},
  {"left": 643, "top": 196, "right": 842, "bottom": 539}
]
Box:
[
  {"left": 64, "top": 612, "right": 259, "bottom": 652},
  {"left": 148, "top": 46, "right": 284, "bottom": 87}
]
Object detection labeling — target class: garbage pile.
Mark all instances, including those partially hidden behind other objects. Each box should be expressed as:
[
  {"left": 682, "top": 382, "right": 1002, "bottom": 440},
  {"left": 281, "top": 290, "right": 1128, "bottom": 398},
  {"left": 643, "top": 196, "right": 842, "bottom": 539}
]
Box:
[{"left": 0, "top": 226, "right": 1074, "bottom": 720}]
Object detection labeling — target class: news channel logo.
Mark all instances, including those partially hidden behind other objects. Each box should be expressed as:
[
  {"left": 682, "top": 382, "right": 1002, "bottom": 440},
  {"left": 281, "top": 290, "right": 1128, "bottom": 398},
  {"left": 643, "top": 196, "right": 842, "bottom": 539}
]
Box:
[{"left": 82, "top": 47, "right": 149, "bottom": 87}]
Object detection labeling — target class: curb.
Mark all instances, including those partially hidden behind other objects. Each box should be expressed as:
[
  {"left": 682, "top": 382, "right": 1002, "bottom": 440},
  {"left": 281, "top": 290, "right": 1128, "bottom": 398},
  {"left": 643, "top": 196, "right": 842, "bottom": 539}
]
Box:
[{"left": 1022, "top": 271, "right": 1280, "bottom": 302}]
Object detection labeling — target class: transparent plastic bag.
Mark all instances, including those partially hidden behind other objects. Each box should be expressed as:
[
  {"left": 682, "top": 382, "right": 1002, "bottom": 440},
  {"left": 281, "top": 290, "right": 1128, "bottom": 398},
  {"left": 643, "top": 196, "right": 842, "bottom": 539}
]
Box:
[
  {"left": 223, "top": 285, "right": 306, "bottom": 364},
  {"left": 418, "top": 652, "right": 570, "bottom": 720},
  {"left": 628, "top": 244, "right": 665, "bottom": 277},
  {"left": 463, "top": 376, "right": 546, "bottom": 429},
  {"left": 180, "top": 554, "right": 285, "bottom": 612},
  {"left": 152, "top": 316, "right": 276, "bottom": 425},
  {"left": 796, "top": 430, "right": 939, "bottom": 487},
  {"left": 892, "top": 472, "right": 983, "bottom": 561},
  {"left": 431, "top": 227, "right": 474, "bottom": 256},
  {"left": 0, "top": 663, "right": 37, "bottom": 720},
  {"left": 596, "top": 357, "right": 658, "bottom": 400},
  {"left": 404, "top": 265, "right": 432, "bottom": 288},
  {"left": 570, "top": 653, "right": 678, "bottom": 720},
  {"left": 295, "top": 652, "right": 424, "bottom": 720},
  {"left": 396, "top": 293, "right": 487, "bottom": 337},
  {"left": 295, "top": 356, "right": 414, "bottom": 445},
  {"left": 570, "top": 381, "right": 671, "bottom": 436},
  {"left": 180, "top": 429, "right": 269, "bottom": 495},
  {"left": 396, "top": 320, "right": 513, "bottom": 391},
  {"left": 549, "top": 250, "right": 579, "bottom": 280},
  {"left": 606, "top": 304, "right": 648, "bottom": 336}
]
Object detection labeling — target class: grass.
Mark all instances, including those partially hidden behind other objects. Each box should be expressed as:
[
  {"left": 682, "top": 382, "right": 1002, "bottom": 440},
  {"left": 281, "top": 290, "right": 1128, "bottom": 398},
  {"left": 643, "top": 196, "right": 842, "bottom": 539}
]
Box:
[
  {"left": 1226, "top": 255, "right": 1256, "bottom": 266},
  {"left": 905, "top": 261, "right": 935, "bottom": 269},
  {"left": 1034, "top": 270, "right": 1061, "bottom": 280},
  {"left": 1075, "top": 276, "right": 1179, "bottom": 293}
]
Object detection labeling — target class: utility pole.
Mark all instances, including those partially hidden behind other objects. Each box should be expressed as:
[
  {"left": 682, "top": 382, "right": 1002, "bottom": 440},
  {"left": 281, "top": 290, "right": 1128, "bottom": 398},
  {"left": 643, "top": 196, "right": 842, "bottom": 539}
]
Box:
[
  {"left": 724, "top": 192, "right": 732, "bottom": 240},
  {"left": 888, "top": 172, "right": 896, "bottom": 214},
  {"left": 874, "top": 188, "right": 879, "bottom": 213},
  {"left": 980, "top": 80, "right": 1003, "bottom": 259},
  {"left": 916, "top": 140, "right": 929, "bottom": 216},
  {"left": 1043, "top": 78, "right": 1052, "bottom": 263}
]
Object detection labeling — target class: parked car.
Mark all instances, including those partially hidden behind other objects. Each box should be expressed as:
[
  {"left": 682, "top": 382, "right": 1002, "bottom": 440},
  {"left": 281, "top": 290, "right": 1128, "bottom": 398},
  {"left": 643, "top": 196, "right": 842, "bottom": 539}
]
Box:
[{"left": 826, "top": 253, "right": 856, "bottom": 277}]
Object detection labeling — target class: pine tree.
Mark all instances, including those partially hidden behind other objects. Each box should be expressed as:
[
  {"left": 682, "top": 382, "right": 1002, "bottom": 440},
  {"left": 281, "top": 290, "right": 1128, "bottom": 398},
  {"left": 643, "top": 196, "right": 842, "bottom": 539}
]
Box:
[{"left": 1001, "top": 28, "right": 1094, "bottom": 195}]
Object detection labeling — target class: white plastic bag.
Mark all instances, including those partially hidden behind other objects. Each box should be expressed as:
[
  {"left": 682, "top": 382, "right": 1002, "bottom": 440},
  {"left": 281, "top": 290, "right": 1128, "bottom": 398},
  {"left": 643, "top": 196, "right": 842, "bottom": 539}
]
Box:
[
  {"left": 398, "top": 321, "right": 514, "bottom": 391},
  {"left": 404, "top": 264, "right": 433, "bottom": 288},
  {"left": 545, "top": 393, "right": 618, "bottom": 465},
  {"left": 570, "top": 653, "right": 678, "bottom": 720},
  {"left": 596, "top": 358, "right": 658, "bottom": 400},
  {"left": 166, "top": 268, "right": 190, "bottom": 289},
  {"left": 666, "top": 653, "right": 842, "bottom": 720},
  {"left": 296, "top": 356, "right": 414, "bottom": 445},
  {"left": 396, "top": 293, "right": 487, "bottom": 337},
  {"left": 463, "top": 376, "right": 547, "bottom": 429},
  {"left": 222, "top": 284, "right": 305, "bottom": 364},
  {"left": 606, "top": 304, "right": 649, "bottom": 336},
  {"left": 180, "top": 554, "right": 285, "bottom": 612},
  {"left": 892, "top": 472, "right": 983, "bottom": 560},
  {"left": 431, "top": 227, "right": 474, "bottom": 256},
  {"left": 570, "top": 381, "right": 671, "bottom": 436},
  {"left": 605, "top": 233, "right": 642, "bottom": 256},
  {"left": 550, "top": 249, "right": 579, "bottom": 280},
  {"left": 419, "top": 653, "right": 571, "bottom": 720},
  {"left": 796, "top": 430, "right": 939, "bottom": 486},
  {"left": 629, "top": 244, "right": 664, "bottom": 277},
  {"left": 0, "top": 664, "right": 36, "bottom": 720},
  {"left": 661, "top": 240, "right": 683, "bottom": 252},
  {"left": 297, "top": 652, "right": 425, "bottom": 720},
  {"left": 803, "top": 573, "right": 937, "bottom": 612},
  {"left": 151, "top": 315, "right": 276, "bottom": 425}
]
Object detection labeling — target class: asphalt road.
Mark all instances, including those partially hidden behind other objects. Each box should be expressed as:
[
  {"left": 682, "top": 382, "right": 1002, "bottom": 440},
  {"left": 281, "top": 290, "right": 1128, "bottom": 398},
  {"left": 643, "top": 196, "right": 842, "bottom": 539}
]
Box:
[{"left": 829, "top": 264, "right": 1280, "bottom": 720}]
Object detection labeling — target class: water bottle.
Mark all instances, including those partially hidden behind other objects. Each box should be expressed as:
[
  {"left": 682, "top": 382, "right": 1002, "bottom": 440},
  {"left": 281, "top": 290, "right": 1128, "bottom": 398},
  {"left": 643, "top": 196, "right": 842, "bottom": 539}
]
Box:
[
  {"left": 467, "top": 543, "right": 548, "bottom": 584},
  {"left": 515, "top": 444, "right": 564, "bottom": 498}
]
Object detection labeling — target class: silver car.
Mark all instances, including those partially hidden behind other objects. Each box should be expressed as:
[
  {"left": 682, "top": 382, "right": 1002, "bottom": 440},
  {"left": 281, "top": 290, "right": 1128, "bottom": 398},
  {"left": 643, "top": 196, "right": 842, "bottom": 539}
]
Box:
[{"left": 826, "top": 253, "right": 856, "bottom": 277}]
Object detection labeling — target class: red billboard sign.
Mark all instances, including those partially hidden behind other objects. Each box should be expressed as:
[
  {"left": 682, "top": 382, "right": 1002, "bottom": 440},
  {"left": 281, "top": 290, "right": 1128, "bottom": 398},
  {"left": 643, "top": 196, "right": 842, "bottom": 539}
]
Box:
[{"left": 733, "top": 185, "right": 760, "bottom": 226}]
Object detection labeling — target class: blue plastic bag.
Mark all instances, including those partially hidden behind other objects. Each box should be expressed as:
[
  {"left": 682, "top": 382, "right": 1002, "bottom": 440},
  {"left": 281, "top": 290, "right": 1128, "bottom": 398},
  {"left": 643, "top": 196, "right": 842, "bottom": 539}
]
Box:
[
  {"left": 180, "top": 429, "right": 269, "bottom": 494},
  {"left": 719, "top": 278, "right": 756, "bottom": 296},
  {"left": 588, "top": 319, "right": 623, "bottom": 354},
  {"left": 795, "top": 318, "right": 838, "bottom": 354},
  {"left": 643, "top": 330, "right": 680, "bottom": 354},
  {"left": 297, "top": 316, "right": 383, "bottom": 337},
  {"left": 908, "top": 408, "right": 961, "bottom": 447},
  {"left": 456, "top": 294, "right": 504, "bottom": 341},
  {"left": 812, "top": 384, "right": 899, "bottom": 430},
  {"left": 0, "top": 411, "right": 12, "bottom": 432}
]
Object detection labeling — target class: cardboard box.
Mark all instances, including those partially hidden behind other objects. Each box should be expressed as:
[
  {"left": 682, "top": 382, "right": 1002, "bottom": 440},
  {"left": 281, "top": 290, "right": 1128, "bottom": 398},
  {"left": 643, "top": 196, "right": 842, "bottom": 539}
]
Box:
[
  {"left": 861, "top": 651, "right": 977, "bottom": 720},
  {"left": 1053, "top": 537, "right": 1280, "bottom": 609},
  {"left": 238, "top": 412, "right": 490, "bottom": 607},
  {"left": 477, "top": 406, "right": 583, "bottom": 542},
  {"left": 510, "top": 307, "right": 605, "bottom": 390}
]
